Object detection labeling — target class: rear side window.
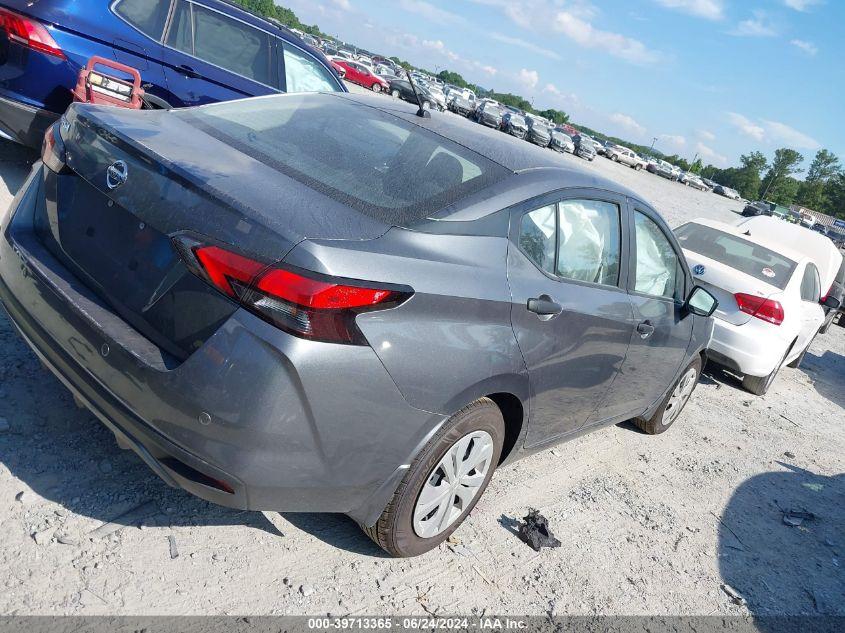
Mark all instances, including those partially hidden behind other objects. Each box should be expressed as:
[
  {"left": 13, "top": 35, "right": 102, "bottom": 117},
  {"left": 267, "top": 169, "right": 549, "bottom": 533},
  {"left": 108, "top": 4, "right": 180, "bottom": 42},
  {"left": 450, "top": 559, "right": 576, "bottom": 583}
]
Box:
[
  {"left": 281, "top": 44, "right": 340, "bottom": 93},
  {"left": 519, "top": 206, "right": 556, "bottom": 273},
  {"left": 114, "top": 0, "right": 170, "bottom": 39},
  {"left": 166, "top": 2, "right": 272, "bottom": 85}
]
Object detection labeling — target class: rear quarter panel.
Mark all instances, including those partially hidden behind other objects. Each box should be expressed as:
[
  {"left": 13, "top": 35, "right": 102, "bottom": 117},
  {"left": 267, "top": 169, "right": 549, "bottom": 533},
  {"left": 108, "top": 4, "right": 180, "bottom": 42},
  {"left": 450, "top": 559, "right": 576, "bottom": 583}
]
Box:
[{"left": 284, "top": 227, "right": 530, "bottom": 418}]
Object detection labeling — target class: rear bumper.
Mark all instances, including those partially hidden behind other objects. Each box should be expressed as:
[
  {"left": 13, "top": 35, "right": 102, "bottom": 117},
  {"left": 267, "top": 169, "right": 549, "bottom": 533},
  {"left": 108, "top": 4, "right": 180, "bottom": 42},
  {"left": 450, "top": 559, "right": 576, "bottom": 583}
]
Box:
[
  {"left": 0, "top": 166, "right": 444, "bottom": 525},
  {"left": 0, "top": 93, "right": 59, "bottom": 147},
  {"left": 707, "top": 317, "right": 790, "bottom": 377}
]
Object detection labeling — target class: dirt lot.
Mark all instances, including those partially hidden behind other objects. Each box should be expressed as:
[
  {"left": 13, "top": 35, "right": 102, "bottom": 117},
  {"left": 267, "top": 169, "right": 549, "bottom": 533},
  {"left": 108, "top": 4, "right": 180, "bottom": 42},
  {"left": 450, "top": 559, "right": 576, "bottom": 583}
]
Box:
[{"left": 0, "top": 128, "right": 843, "bottom": 617}]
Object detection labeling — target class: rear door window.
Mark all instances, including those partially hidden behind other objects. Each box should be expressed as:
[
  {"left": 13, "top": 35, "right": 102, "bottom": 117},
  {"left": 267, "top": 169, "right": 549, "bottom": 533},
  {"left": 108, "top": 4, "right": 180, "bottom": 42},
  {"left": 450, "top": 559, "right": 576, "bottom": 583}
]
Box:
[
  {"left": 800, "top": 264, "right": 821, "bottom": 302},
  {"left": 114, "top": 0, "right": 170, "bottom": 39},
  {"left": 168, "top": 2, "right": 272, "bottom": 86}
]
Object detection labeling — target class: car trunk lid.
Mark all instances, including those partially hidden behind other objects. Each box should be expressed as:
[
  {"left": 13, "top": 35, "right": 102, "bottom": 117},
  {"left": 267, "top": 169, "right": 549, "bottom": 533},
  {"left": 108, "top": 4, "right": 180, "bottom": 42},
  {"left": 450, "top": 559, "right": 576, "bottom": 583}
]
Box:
[
  {"left": 36, "top": 103, "right": 390, "bottom": 359},
  {"left": 683, "top": 250, "right": 783, "bottom": 326}
]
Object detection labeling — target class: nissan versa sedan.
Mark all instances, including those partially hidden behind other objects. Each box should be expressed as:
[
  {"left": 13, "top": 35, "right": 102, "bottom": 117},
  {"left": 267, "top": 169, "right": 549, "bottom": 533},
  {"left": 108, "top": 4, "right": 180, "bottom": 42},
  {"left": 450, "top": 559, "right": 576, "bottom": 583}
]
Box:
[{"left": 1, "top": 92, "right": 717, "bottom": 557}]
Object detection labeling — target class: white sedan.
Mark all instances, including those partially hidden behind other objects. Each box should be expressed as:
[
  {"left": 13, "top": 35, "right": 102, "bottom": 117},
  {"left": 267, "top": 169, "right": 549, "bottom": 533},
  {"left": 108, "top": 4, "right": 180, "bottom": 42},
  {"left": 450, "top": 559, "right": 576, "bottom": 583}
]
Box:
[{"left": 674, "top": 218, "right": 840, "bottom": 395}]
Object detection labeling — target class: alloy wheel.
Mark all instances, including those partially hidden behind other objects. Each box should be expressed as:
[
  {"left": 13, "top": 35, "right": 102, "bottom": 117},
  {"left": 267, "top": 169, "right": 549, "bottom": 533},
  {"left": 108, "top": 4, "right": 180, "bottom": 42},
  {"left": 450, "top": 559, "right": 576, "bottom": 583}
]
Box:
[
  {"left": 662, "top": 367, "right": 697, "bottom": 426},
  {"left": 412, "top": 430, "right": 494, "bottom": 538}
]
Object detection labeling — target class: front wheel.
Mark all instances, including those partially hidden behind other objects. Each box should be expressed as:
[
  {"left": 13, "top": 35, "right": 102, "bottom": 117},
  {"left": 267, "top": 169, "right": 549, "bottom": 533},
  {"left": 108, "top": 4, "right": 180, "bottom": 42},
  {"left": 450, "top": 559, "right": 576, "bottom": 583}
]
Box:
[
  {"left": 372, "top": 83, "right": 382, "bottom": 93},
  {"left": 361, "top": 398, "right": 504, "bottom": 557},
  {"left": 635, "top": 164, "right": 643, "bottom": 171},
  {"left": 391, "top": 89, "right": 400, "bottom": 98},
  {"left": 634, "top": 356, "right": 701, "bottom": 434}
]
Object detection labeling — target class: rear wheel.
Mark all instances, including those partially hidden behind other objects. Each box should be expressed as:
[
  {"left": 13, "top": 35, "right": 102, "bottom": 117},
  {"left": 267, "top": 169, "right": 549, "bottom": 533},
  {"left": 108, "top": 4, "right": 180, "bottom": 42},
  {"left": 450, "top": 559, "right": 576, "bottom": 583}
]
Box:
[
  {"left": 742, "top": 343, "right": 792, "bottom": 395},
  {"left": 634, "top": 356, "right": 701, "bottom": 434},
  {"left": 362, "top": 398, "right": 504, "bottom": 557}
]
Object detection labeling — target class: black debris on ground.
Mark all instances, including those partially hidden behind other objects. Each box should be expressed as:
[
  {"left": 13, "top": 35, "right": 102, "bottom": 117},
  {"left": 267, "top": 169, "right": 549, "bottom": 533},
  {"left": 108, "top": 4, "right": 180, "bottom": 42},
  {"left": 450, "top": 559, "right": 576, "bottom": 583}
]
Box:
[{"left": 516, "top": 508, "right": 561, "bottom": 551}]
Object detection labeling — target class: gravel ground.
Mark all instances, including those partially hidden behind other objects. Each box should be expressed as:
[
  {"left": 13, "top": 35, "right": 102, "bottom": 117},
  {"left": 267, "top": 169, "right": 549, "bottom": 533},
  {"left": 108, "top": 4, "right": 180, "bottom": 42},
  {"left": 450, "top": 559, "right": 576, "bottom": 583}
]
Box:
[{"left": 0, "top": 116, "right": 843, "bottom": 617}]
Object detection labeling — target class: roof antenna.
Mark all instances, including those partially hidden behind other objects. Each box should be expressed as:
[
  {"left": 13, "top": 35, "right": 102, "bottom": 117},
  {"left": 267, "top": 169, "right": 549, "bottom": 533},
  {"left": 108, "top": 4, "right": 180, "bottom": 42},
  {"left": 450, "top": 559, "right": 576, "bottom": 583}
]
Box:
[{"left": 405, "top": 69, "right": 430, "bottom": 118}]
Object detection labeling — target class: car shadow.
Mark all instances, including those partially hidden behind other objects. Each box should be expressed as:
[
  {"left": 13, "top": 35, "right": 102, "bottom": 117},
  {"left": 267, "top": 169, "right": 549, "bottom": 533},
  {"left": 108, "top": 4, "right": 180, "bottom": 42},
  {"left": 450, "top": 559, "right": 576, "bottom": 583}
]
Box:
[
  {"left": 702, "top": 360, "right": 747, "bottom": 391},
  {"left": 800, "top": 348, "right": 845, "bottom": 409},
  {"left": 0, "top": 313, "right": 337, "bottom": 544},
  {"left": 718, "top": 463, "right": 845, "bottom": 616},
  {"left": 0, "top": 139, "right": 37, "bottom": 194}
]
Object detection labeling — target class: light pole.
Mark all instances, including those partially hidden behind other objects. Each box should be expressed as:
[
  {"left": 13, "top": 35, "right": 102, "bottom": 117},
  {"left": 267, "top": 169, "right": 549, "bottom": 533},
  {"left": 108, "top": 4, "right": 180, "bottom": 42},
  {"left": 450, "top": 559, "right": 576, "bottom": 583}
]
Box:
[{"left": 649, "top": 137, "right": 658, "bottom": 155}]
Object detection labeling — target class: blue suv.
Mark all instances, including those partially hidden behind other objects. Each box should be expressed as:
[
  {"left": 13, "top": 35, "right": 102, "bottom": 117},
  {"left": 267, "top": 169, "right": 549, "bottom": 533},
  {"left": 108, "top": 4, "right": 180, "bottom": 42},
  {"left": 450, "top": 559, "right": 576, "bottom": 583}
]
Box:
[{"left": 0, "top": 0, "right": 346, "bottom": 147}]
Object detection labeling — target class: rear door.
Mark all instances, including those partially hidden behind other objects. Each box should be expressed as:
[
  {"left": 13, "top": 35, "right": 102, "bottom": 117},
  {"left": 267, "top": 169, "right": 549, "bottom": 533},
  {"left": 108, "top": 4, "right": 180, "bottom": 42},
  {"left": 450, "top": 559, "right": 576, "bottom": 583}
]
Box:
[
  {"left": 109, "top": 0, "right": 171, "bottom": 105},
  {"left": 797, "top": 263, "right": 825, "bottom": 348},
  {"left": 508, "top": 190, "right": 635, "bottom": 447},
  {"left": 161, "top": 0, "right": 279, "bottom": 106},
  {"left": 610, "top": 205, "right": 693, "bottom": 415}
]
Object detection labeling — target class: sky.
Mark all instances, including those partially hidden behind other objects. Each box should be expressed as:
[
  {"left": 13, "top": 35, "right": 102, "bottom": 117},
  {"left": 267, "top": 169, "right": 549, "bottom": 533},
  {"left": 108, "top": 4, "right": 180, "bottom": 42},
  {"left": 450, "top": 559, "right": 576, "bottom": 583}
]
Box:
[{"left": 280, "top": 0, "right": 843, "bottom": 172}]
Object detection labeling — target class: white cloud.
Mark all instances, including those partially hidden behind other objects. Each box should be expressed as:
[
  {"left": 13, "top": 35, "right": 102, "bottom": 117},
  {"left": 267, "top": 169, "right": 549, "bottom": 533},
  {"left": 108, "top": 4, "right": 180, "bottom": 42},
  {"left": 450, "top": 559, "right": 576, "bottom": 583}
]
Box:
[
  {"left": 783, "top": 0, "right": 823, "bottom": 11},
  {"left": 790, "top": 39, "right": 819, "bottom": 55},
  {"left": 728, "top": 112, "right": 766, "bottom": 140},
  {"left": 398, "top": 0, "right": 463, "bottom": 25},
  {"left": 610, "top": 113, "right": 647, "bottom": 137},
  {"left": 729, "top": 11, "right": 777, "bottom": 37},
  {"left": 467, "top": 0, "right": 660, "bottom": 65},
  {"left": 697, "top": 129, "right": 716, "bottom": 141},
  {"left": 695, "top": 142, "right": 728, "bottom": 167},
  {"left": 421, "top": 39, "right": 460, "bottom": 61},
  {"left": 490, "top": 33, "right": 562, "bottom": 60},
  {"left": 653, "top": 0, "right": 724, "bottom": 20},
  {"left": 659, "top": 134, "right": 687, "bottom": 150},
  {"left": 763, "top": 120, "right": 821, "bottom": 149},
  {"left": 517, "top": 68, "right": 540, "bottom": 90},
  {"left": 552, "top": 11, "right": 661, "bottom": 65},
  {"left": 331, "top": 0, "right": 352, "bottom": 10},
  {"left": 727, "top": 113, "right": 820, "bottom": 149}
]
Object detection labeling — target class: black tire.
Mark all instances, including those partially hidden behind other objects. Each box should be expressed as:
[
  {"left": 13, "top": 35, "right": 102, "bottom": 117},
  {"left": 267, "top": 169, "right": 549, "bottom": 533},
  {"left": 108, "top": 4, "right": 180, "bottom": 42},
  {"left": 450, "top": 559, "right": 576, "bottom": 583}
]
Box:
[
  {"left": 635, "top": 164, "right": 643, "bottom": 171},
  {"left": 391, "top": 89, "right": 400, "bottom": 98},
  {"left": 787, "top": 335, "right": 814, "bottom": 368},
  {"left": 361, "top": 398, "right": 504, "bottom": 557},
  {"left": 372, "top": 83, "right": 382, "bottom": 93},
  {"left": 742, "top": 342, "right": 793, "bottom": 395},
  {"left": 634, "top": 355, "right": 702, "bottom": 434}
]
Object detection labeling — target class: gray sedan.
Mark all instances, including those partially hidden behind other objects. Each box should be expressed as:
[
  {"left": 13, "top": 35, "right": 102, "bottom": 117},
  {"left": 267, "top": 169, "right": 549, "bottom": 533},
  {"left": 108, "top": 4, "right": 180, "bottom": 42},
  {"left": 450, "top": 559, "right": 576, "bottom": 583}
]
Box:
[{"left": 1, "top": 93, "right": 717, "bottom": 557}]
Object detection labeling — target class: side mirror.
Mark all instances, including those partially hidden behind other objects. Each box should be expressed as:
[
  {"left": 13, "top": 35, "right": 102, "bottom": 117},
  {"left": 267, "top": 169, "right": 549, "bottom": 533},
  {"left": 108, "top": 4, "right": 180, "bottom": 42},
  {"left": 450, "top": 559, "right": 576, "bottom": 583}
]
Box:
[
  {"left": 822, "top": 295, "right": 841, "bottom": 310},
  {"left": 685, "top": 285, "right": 718, "bottom": 317}
]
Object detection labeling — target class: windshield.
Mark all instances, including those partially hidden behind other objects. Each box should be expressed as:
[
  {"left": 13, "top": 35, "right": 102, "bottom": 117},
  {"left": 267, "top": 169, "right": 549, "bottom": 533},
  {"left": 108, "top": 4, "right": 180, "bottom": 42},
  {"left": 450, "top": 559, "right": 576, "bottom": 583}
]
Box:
[
  {"left": 675, "top": 223, "right": 797, "bottom": 289},
  {"left": 181, "top": 94, "right": 509, "bottom": 224}
]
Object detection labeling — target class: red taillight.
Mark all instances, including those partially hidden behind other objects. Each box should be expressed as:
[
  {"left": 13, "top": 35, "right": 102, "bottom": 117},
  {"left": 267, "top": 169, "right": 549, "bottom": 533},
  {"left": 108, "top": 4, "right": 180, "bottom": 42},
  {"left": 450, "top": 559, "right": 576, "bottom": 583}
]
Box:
[
  {"left": 41, "top": 123, "right": 67, "bottom": 173},
  {"left": 183, "top": 242, "right": 411, "bottom": 345},
  {"left": 735, "top": 292, "right": 784, "bottom": 326},
  {"left": 0, "top": 8, "right": 65, "bottom": 59}
]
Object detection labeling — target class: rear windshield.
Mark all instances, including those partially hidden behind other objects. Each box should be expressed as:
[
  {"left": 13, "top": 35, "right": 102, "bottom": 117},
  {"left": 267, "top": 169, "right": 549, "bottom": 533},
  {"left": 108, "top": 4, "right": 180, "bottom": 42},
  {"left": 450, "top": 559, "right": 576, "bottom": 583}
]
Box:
[
  {"left": 179, "top": 94, "right": 507, "bottom": 224},
  {"left": 675, "top": 223, "right": 797, "bottom": 289}
]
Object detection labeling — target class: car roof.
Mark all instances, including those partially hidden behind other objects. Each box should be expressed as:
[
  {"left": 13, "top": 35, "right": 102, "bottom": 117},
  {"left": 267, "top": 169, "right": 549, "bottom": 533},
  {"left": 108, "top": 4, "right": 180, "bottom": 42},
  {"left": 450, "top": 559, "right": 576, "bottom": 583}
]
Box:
[{"left": 684, "top": 218, "right": 810, "bottom": 265}]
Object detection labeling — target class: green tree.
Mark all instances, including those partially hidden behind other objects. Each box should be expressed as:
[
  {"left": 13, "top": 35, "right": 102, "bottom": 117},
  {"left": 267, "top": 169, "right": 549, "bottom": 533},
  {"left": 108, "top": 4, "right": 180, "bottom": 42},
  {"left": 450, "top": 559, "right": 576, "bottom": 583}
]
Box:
[
  {"left": 796, "top": 149, "right": 841, "bottom": 211},
  {"left": 760, "top": 149, "right": 803, "bottom": 203},
  {"left": 822, "top": 173, "right": 845, "bottom": 219},
  {"left": 437, "top": 70, "right": 467, "bottom": 88},
  {"left": 536, "top": 108, "right": 569, "bottom": 124}
]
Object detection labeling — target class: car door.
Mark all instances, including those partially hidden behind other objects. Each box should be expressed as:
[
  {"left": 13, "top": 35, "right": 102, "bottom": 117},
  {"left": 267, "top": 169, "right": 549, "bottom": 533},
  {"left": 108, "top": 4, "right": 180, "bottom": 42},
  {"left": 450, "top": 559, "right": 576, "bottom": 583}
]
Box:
[
  {"left": 797, "top": 262, "right": 825, "bottom": 348},
  {"left": 609, "top": 205, "right": 694, "bottom": 416},
  {"left": 109, "top": 0, "right": 172, "bottom": 105},
  {"left": 507, "top": 190, "right": 635, "bottom": 447},
  {"left": 161, "top": 0, "right": 279, "bottom": 106}
]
